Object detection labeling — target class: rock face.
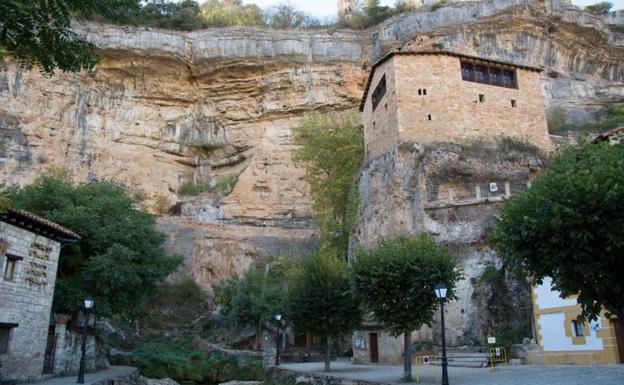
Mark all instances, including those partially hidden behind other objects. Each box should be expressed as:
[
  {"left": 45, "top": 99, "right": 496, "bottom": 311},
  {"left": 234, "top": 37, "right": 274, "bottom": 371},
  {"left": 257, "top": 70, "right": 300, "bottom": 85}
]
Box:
[
  {"left": 0, "top": 0, "right": 623, "bottom": 289},
  {"left": 351, "top": 141, "right": 543, "bottom": 346}
]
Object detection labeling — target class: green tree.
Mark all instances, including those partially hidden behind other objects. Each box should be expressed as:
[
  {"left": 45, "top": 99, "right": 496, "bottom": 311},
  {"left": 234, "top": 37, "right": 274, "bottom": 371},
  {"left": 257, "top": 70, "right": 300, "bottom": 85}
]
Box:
[
  {"left": 0, "top": 0, "right": 138, "bottom": 74},
  {"left": 352, "top": 235, "right": 461, "bottom": 380},
  {"left": 214, "top": 264, "right": 284, "bottom": 350},
  {"left": 292, "top": 112, "right": 364, "bottom": 257},
  {"left": 136, "top": 0, "right": 205, "bottom": 30},
  {"left": 363, "top": 0, "right": 392, "bottom": 24},
  {"left": 200, "top": 0, "right": 265, "bottom": 27},
  {"left": 584, "top": 2, "right": 613, "bottom": 15},
  {"left": 263, "top": 4, "right": 323, "bottom": 29},
  {"left": 4, "top": 175, "right": 181, "bottom": 317},
  {"left": 491, "top": 141, "right": 624, "bottom": 324},
  {"left": 286, "top": 254, "right": 362, "bottom": 371}
]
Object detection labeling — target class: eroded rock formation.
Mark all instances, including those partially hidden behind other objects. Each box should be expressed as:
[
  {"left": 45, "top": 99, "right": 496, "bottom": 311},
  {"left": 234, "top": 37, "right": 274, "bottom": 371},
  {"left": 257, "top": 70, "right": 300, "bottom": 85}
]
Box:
[{"left": 0, "top": 0, "right": 623, "bottom": 291}]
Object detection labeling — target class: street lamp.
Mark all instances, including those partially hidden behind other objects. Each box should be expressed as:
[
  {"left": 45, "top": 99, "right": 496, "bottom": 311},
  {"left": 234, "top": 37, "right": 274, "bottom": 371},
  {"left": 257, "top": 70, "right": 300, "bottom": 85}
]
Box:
[
  {"left": 77, "top": 296, "right": 94, "bottom": 384},
  {"left": 275, "top": 314, "right": 282, "bottom": 366},
  {"left": 434, "top": 283, "right": 449, "bottom": 385}
]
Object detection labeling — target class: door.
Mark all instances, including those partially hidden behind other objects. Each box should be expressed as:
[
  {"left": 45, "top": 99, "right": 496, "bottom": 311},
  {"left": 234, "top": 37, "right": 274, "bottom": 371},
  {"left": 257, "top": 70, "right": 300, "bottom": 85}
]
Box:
[
  {"left": 613, "top": 319, "right": 624, "bottom": 363},
  {"left": 370, "top": 333, "right": 379, "bottom": 363},
  {"left": 43, "top": 326, "right": 57, "bottom": 374}
]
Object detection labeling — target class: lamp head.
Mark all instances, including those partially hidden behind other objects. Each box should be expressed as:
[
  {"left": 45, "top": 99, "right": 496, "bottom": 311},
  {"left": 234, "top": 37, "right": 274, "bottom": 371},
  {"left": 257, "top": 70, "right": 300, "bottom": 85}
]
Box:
[
  {"left": 434, "top": 283, "right": 448, "bottom": 301},
  {"left": 275, "top": 314, "right": 282, "bottom": 322},
  {"left": 84, "top": 296, "right": 94, "bottom": 310}
]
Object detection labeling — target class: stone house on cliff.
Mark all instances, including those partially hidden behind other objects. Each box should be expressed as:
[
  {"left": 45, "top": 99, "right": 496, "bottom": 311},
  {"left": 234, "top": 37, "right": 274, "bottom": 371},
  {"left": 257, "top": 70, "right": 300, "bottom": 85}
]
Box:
[
  {"left": 0, "top": 208, "right": 80, "bottom": 382},
  {"left": 352, "top": 50, "right": 551, "bottom": 365}
]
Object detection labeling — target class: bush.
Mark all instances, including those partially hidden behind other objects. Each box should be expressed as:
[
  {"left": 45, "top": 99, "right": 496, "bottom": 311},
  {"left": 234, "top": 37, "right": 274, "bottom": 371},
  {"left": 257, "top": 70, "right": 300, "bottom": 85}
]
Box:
[
  {"left": 178, "top": 181, "right": 211, "bottom": 196},
  {"left": 547, "top": 107, "right": 569, "bottom": 134},
  {"left": 130, "top": 335, "right": 263, "bottom": 382},
  {"left": 499, "top": 137, "right": 544, "bottom": 158},
  {"left": 430, "top": 0, "right": 448, "bottom": 12}
]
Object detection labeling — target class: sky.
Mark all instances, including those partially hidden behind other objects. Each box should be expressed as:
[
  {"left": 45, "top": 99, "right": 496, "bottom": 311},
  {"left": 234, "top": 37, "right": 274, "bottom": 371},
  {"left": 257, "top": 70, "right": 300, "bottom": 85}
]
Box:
[{"left": 240, "top": 0, "right": 624, "bottom": 18}]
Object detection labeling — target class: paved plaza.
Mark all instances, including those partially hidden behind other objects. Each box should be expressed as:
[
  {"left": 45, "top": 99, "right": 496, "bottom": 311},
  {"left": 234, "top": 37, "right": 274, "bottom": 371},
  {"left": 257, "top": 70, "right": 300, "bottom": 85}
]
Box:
[
  {"left": 281, "top": 361, "right": 624, "bottom": 385},
  {"left": 32, "top": 366, "right": 137, "bottom": 385}
]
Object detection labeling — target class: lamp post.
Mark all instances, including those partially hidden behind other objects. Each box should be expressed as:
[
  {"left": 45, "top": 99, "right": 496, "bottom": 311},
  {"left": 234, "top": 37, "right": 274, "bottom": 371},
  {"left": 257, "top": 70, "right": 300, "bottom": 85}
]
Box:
[
  {"left": 77, "top": 296, "right": 94, "bottom": 384},
  {"left": 275, "top": 314, "right": 282, "bottom": 366},
  {"left": 434, "top": 283, "right": 449, "bottom": 385}
]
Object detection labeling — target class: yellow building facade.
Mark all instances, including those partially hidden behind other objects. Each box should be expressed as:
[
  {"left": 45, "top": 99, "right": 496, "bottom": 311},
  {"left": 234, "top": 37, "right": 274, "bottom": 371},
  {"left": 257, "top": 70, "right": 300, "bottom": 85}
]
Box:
[{"left": 532, "top": 277, "right": 623, "bottom": 364}]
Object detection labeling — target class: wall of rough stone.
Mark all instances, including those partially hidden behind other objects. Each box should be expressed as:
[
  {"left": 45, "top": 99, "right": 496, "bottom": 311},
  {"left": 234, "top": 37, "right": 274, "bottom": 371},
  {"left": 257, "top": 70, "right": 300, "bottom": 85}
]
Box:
[{"left": 0, "top": 222, "right": 61, "bottom": 382}]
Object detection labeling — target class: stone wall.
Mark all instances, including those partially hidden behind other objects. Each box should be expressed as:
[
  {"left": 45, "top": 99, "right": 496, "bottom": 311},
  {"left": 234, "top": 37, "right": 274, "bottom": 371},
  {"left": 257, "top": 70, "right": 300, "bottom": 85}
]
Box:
[
  {"left": 362, "top": 53, "right": 551, "bottom": 161},
  {"left": 0, "top": 222, "right": 61, "bottom": 382}
]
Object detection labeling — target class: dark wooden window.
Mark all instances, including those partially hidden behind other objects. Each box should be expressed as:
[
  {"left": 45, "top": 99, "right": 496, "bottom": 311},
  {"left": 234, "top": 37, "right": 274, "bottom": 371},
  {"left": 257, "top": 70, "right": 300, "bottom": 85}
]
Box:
[
  {"left": 423, "top": 89, "right": 427, "bottom": 95},
  {"left": 0, "top": 323, "right": 18, "bottom": 354},
  {"left": 460, "top": 60, "right": 518, "bottom": 89},
  {"left": 572, "top": 320, "right": 584, "bottom": 337},
  {"left": 461, "top": 62, "right": 474, "bottom": 81},
  {"left": 511, "top": 99, "right": 517, "bottom": 107},
  {"left": 371, "top": 74, "right": 387, "bottom": 111},
  {"left": 479, "top": 94, "right": 485, "bottom": 103},
  {"left": 3, "top": 254, "right": 22, "bottom": 281}
]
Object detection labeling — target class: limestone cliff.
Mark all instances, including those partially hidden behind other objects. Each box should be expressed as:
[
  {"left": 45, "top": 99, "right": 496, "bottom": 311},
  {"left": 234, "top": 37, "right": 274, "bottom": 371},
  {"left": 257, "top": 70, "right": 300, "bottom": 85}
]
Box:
[{"left": 0, "top": 0, "right": 622, "bottom": 290}]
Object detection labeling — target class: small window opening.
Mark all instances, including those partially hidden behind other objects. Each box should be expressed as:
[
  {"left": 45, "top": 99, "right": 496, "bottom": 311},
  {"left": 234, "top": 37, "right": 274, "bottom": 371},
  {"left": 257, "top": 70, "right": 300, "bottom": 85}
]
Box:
[
  {"left": 572, "top": 320, "right": 584, "bottom": 337},
  {"left": 3, "top": 255, "right": 21, "bottom": 282},
  {"left": 427, "top": 114, "right": 432, "bottom": 121},
  {"left": 418, "top": 89, "right": 422, "bottom": 95},
  {"left": 423, "top": 89, "right": 427, "bottom": 96},
  {"left": 0, "top": 323, "right": 17, "bottom": 354},
  {"left": 511, "top": 99, "right": 517, "bottom": 108},
  {"left": 371, "top": 75, "right": 387, "bottom": 111},
  {"left": 479, "top": 94, "right": 485, "bottom": 103}
]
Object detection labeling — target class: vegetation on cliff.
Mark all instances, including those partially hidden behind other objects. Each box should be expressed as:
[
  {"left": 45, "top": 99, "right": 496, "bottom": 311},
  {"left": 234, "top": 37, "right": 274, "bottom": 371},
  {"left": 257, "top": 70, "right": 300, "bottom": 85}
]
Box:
[
  {"left": 547, "top": 102, "right": 624, "bottom": 135},
  {"left": 2, "top": 173, "right": 181, "bottom": 318},
  {"left": 292, "top": 112, "right": 364, "bottom": 258},
  {"left": 352, "top": 234, "right": 461, "bottom": 380},
  {"left": 492, "top": 140, "right": 624, "bottom": 322}
]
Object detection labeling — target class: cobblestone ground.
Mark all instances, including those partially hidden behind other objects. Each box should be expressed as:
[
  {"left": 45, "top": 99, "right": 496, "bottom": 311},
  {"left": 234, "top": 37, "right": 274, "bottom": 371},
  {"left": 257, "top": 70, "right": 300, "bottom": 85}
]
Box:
[{"left": 281, "top": 361, "right": 624, "bottom": 385}]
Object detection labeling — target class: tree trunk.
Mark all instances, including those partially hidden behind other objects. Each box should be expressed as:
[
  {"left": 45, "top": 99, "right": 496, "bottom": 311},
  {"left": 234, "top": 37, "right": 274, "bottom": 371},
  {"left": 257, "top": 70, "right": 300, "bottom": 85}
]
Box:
[
  {"left": 324, "top": 336, "right": 331, "bottom": 372},
  {"left": 254, "top": 324, "right": 261, "bottom": 351},
  {"left": 403, "top": 332, "right": 412, "bottom": 380}
]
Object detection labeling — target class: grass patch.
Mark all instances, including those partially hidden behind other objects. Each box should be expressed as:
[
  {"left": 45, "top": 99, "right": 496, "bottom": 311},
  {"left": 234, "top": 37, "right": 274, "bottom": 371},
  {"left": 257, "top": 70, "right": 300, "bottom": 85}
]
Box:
[
  {"left": 178, "top": 169, "right": 245, "bottom": 197},
  {"left": 499, "top": 137, "right": 544, "bottom": 158}
]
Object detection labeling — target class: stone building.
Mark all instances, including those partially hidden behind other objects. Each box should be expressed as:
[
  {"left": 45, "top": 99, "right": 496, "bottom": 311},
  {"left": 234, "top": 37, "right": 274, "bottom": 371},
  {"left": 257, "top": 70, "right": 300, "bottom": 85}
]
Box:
[
  {"left": 360, "top": 51, "right": 551, "bottom": 160},
  {"left": 531, "top": 278, "right": 623, "bottom": 364},
  {"left": 351, "top": 51, "right": 551, "bottom": 364},
  {"left": 0, "top": 208, "right": 80, "bottom": 382}
]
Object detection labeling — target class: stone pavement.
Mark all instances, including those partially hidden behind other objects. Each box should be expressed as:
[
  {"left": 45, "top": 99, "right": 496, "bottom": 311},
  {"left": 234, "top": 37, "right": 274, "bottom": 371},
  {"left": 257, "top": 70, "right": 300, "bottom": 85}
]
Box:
[
  {"left": 281, "top": 361, "right": 624, "bottom": 385},
  {"left": 34, "top": 366, "right": 138, "bottom": 385}
]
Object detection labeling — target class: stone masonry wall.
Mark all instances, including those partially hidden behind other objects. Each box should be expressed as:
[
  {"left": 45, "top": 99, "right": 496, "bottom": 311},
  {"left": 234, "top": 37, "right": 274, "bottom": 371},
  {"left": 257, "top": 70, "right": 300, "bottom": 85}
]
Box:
[
  {"left": 362, "top": 59, "right": 400, "bottom": 160},
  {"left": 0, "top": 222, "right": 61, "bottom": 382},
  {"left": 362, "top": 53, "right": 552, "bottom": 162}
]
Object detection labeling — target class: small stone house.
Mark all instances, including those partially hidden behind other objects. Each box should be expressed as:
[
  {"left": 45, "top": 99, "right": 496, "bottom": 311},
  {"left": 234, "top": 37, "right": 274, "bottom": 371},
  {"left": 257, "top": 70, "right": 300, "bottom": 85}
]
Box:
[
  {"left": 360, "top": 50, "right": 552, "bottom": 161},
  {"left": 0, "top": 208, "right": 80, "bottom": 382},
  {"left": 531, "top": 278, "right": 623, "bottom": 364}
]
